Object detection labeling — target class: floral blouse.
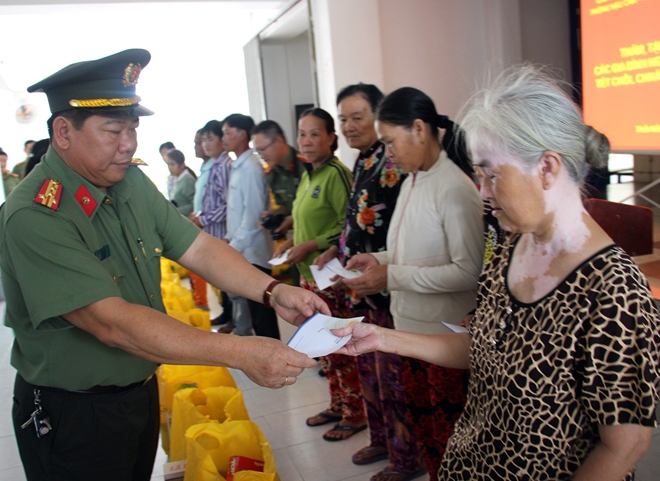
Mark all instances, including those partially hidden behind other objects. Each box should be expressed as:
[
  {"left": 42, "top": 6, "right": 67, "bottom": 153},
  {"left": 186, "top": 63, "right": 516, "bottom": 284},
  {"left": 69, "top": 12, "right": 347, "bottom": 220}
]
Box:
[{"left": 339, "top": 141, "right": 405, "bottom": 310}]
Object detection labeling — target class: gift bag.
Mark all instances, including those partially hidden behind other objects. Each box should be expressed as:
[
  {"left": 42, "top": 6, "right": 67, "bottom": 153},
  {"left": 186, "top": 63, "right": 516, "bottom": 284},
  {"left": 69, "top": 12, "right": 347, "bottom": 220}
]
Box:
[
  {"left": 162, "top": 283, "right": 195, "bottom": 312},
  {"left": 161, "top": 259, "right": 183, "bottom": 284},
  {"left": 184, "top": 421, "right": 279, "bottom": 481},
  {"left": 158, "top": 365, "right": 237, "bottom": 415},
  {"left": 157, "top": 365, "right": 236, "bottom": 455},
  {"left": 189, "top": 308, "right": 211, "bottom": 331},
  {"left": 170, "top": 386, "right": 250, "bottom": 462}
]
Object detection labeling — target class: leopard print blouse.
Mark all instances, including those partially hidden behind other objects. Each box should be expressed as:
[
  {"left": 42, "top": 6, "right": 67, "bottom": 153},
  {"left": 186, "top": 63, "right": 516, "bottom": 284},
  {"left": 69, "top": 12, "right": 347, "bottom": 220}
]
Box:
[{"left": 439, "top": 234, "right": 660, "bottom": 480}]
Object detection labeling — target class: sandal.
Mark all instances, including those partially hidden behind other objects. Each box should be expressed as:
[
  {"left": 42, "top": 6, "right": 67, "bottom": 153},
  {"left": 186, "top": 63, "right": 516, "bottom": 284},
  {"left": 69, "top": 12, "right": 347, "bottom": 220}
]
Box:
[
  {"left": 305, "top": 411, "right": 342, "bottom": 427},
  {"left": 352, "top": 445, "right": 389, "bottom": 465},
  {"left": 322, "top": 423, "right": 367, "bottom": 442},
  {"left": 370, "top": 467, "right": 427, "bottom": 481}
]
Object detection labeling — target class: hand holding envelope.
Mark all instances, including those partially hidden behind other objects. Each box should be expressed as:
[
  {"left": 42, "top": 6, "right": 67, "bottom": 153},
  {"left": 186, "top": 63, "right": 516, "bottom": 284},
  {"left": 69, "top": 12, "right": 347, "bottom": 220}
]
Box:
[
  {"left": 287, "top": 313, "right": 364, "bottom": 358},
  {"left": 309, "top": 258, "right": 362, "bottom": 290}
]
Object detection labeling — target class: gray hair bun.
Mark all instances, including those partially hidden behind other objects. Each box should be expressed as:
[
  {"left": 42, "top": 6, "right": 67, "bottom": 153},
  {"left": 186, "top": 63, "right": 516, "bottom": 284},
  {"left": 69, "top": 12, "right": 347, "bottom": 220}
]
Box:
[{"left": 584, "top": 126, "right": 610, "bottom": 168}]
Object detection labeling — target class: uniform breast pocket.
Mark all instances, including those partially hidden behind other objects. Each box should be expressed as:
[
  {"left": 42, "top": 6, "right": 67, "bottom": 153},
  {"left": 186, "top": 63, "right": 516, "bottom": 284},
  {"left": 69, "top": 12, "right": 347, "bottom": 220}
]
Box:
[
  {"left": 142, "top": 237, "right": 164, "bottom": 267},
  {"left": 99, "top": 256, "right": 126, "bottom": 285}
]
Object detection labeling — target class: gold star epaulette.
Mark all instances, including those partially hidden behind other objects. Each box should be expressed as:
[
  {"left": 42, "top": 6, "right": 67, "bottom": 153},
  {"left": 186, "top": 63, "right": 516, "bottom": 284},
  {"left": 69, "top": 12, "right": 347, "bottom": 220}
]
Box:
[
  {"left": 130, "top": 158, "right": 147, "bottom": 166},
  {"left": 34, "top": 179, "right": 62, "bottom": 210}
]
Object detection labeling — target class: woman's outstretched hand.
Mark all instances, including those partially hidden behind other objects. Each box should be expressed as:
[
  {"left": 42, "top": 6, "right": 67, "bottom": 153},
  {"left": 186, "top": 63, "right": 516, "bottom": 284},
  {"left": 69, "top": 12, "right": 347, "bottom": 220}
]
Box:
[{"left": 331, "top": 322, "right": 385, "bottom": 356}]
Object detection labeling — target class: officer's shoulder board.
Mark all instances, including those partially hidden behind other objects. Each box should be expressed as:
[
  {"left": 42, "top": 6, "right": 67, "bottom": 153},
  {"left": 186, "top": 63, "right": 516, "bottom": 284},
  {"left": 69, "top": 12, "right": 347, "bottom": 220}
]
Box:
[
  {"left": 130, "top": 158, "right": 147, "bottom": 166},
  {"left": 34, "top": 179, "right": 62, "bottom": 211}
]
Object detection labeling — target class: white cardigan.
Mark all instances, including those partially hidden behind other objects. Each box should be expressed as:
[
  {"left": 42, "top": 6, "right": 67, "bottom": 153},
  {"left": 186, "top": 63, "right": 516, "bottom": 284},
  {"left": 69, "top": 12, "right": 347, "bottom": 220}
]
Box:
[{"left": 371, "top": 151, "right": 484, "bottom": 334}]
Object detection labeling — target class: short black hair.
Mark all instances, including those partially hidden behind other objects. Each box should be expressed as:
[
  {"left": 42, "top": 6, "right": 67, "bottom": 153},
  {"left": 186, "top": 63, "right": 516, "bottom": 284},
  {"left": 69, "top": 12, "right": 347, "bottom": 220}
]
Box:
[
  {"left": 299, "top": 108, "right": 338, "bottom": 152},
  {"left": 24, "top": 140, "right": 35, "bottom": 148},
  {"left": 25, "top": 138, "right": 50, "bottom": 177},
  {"left": 336, "top": 83, "right": 384, "bottom": 113},
  {"left": 47, "top": 109, "right": 97, "bottom": 139},
  {"left": 159, "top": 141, "right": 175, "bottom": 152},
  {"left": 200, "top": 120, "right": 223, "bottom": 138},
  {"left": 222, "top": 113, "right": 255, "bottom": 140},
  {"left": 252, "top": 120, "right": 286, "bottom": 142}
]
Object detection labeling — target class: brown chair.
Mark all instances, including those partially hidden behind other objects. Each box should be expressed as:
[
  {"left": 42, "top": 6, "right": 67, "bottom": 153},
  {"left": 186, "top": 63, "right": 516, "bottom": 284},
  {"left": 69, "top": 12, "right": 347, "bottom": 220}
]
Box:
[{"left": 583, "top": 198, "right": 653, "bottom": 256}]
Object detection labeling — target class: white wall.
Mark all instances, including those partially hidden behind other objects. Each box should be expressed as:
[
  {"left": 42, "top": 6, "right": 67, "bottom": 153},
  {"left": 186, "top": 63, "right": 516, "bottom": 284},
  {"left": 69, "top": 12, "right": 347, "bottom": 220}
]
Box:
[
  {"left": 378, "top": 0, "right": 522, "bottom": 119},
  {"left": 519, "top": 0, "right": 572, "bottom": 82},
  {"left": 261, "top": 32, "right": 315, "bottom": 143},
  {"left": 286, "top": 0, "right": 572, "bottom": 168},
  {"left": 310, "top": 0, "right": 384, "bottom": 167}
]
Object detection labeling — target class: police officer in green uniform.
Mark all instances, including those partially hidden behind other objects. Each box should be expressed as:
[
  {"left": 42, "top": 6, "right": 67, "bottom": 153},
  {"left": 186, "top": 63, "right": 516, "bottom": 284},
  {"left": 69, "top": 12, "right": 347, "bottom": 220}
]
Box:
[
  {"left": 252, "top": 120, "right": 307, "bottom": 286},
  {"left": 0, "top": 49, "right": 327, "bottom": 481}
]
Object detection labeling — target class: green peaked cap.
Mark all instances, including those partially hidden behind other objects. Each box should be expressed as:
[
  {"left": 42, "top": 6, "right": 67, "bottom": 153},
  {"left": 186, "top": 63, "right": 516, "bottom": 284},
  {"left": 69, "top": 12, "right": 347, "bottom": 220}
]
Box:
[{"left": 28, "top": 48, "right": 154, "bottom": 116}]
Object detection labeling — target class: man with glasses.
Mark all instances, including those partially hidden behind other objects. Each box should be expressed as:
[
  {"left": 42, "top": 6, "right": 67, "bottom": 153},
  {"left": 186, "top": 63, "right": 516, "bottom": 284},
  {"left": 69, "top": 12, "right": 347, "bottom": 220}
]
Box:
[{"left": 252, "top": 120, "right": 306, "bottom": 286}]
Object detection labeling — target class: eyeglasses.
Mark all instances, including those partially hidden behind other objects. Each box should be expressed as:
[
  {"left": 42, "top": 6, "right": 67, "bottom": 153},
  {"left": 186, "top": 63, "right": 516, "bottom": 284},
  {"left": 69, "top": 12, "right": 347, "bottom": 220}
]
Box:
[
  {"left": 253, "top": 138, "right": 276, "bottom": 154},
  {"left": 490, "top": 305, "right": 514, "bottom": 351}
]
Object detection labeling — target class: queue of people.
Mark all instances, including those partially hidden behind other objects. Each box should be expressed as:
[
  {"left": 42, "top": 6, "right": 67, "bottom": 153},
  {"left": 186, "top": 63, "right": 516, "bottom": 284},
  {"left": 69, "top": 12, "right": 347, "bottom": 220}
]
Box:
[{"left": 0, "top": 47, "right": 657, "bottom": 481}]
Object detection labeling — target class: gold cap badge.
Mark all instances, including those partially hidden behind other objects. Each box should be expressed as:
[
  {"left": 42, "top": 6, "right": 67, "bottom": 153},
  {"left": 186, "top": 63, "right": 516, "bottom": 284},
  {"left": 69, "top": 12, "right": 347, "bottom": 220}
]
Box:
[{"left": 122, "top": 63, "right": 142, "bottom": 87}]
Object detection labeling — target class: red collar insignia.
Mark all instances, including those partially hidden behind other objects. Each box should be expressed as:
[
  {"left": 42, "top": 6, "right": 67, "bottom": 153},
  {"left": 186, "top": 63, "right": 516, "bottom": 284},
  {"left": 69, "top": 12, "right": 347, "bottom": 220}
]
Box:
[
  {"left": 74, "top": 185, "right": 97, "bottom": 217},
  {"left": 34, "top": 179, "right": 63, "bottom": 210}
]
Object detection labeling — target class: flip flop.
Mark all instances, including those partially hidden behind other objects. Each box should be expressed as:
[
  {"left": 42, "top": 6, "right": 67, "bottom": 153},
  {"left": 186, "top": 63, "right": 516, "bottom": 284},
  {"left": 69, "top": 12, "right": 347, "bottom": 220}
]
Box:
[
  {"left": 322, "top": 423, "right": 367, "bottom": 442},
  {"left": 305, "top": 411, "right": 342, "bottom": 427},
  {"left": 352, "top": 445, "right": 389, "bottom": 465},
  {"left": 370, "top": 467, "right": 427, "bottom": 481}
]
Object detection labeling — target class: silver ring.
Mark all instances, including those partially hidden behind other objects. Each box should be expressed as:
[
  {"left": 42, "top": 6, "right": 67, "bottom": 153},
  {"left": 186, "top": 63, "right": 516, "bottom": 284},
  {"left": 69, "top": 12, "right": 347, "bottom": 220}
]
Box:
[{"left": 282, "top": 376, "right": 289, "bottom": 387}]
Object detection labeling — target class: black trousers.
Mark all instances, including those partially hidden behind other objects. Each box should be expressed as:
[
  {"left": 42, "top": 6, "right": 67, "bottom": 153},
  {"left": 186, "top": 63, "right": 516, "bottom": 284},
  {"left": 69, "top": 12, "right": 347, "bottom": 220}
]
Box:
[
  {"left": 13, "top": 373, "right": 160, "bottom": 481},
  {"left": 248, "top": 264, "right": 281, "bottom": 340},
  {"left": 220, "top": 289, "right": 233, "bottom": 323}
]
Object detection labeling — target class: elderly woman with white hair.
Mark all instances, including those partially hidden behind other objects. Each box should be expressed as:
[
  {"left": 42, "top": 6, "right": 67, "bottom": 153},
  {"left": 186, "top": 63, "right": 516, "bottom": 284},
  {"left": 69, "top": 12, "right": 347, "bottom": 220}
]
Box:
[{"left": 334, "top": 65, "right": 660, "bottom": 480}]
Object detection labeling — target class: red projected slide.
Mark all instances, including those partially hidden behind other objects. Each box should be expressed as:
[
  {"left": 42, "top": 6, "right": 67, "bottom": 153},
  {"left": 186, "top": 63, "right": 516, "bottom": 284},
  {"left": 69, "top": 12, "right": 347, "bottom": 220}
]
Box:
[{"left": 581, "top": 0, "right": 660, "bottom": 152}]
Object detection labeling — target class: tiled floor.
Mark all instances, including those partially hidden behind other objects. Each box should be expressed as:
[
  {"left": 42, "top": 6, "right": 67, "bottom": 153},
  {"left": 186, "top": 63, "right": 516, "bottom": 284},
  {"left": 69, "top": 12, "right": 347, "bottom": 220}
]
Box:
[{"left": 1, "top": 179, "right": 660, "bottom": 480}]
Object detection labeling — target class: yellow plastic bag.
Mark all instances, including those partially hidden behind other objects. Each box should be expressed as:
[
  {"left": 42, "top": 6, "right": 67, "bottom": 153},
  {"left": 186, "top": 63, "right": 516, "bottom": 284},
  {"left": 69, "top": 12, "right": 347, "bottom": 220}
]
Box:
[
  {"left": 189, "top": 308, "right": 211, "bottom": 331},
  {"left": 157, "top": 365, "right": 236, "bottom": 456},
  {"left": 161, "top": 259, "right": 182, "bottom": 284},
  {"left": 184, "top": 421, "right": 279, "bottom": 481},
  {"left": 166, "top": 308, "right": 190, "bottom": 325},
  {"left": 158, "top": 365, "right": 237, "bottom": 414},
  {"left": 161, "top": 283, "right": 195, "bottom": 312},
  {"left": 170, "top": 386, "right": 249, "bottom": 461}
]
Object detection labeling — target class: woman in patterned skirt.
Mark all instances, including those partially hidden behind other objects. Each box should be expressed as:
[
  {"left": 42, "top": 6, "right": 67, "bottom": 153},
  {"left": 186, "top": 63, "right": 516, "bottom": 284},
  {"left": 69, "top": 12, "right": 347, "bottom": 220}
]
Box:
[
  {"left": 314, "top": 83, "right": 425, "bottom": 481},
  {"left": 274, "top": 108, "right": 367, "bottom": 441},
  {"left": 341, "top": 87, "right": 485, "bottom": 477},
  {"left": 334, "top": 65, "right": 660, "bottom": 480}
]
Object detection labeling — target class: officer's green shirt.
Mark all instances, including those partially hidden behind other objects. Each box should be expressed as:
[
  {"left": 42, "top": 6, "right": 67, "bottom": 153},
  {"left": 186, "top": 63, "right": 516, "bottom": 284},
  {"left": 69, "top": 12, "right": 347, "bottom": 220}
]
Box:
[
  {"left": 265, "top": 147, "right": 306, "bottom": 215},
  {"left": 292, "top": 156, "right": 352, "bottom": 281},
  {"left": 0, "top": 147, "right": 200, "bottom": 391}
]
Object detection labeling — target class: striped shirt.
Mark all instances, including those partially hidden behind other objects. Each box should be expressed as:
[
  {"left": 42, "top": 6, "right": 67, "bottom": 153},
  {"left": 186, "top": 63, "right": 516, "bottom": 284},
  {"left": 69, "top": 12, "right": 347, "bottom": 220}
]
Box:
[{"left": 200, "top": 152, "right": 231, "bottom": 240}]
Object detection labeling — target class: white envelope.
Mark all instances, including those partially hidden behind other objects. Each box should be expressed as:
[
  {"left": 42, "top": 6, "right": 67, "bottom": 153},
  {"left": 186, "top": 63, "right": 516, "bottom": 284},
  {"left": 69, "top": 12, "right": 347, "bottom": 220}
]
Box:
[
  {"left": 268, "top": 248, "right": 292, "bottom": 266},
  {"left": 287, "top": 313, "right": 364, "bottom": 358},
  {"left": 325, "top": 258, "right": 362, "bottom": 280},
  {"left": 309, "top": 264, "right": 336, "bottom": 291}
]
